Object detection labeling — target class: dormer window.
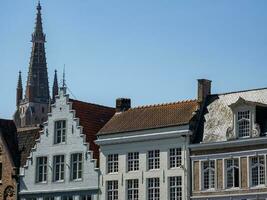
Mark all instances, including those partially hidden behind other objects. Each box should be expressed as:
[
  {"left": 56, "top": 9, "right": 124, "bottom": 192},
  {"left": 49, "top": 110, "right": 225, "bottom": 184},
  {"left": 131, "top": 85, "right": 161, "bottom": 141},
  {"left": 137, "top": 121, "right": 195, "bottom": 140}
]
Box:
[{"left": 237, "top": 110, "right": 250, "bottom": 138}]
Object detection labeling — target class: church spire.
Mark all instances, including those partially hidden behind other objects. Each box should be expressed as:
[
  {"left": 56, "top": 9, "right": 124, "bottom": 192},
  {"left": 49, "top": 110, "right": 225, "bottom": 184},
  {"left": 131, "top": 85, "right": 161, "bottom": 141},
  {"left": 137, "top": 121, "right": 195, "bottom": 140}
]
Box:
[
  {"left": 52, "top": 70, "right": 59, "bottom": 103},
  {"left": 16, "top": 71, "right": 23, "bottom": 107},
  {"left": 25, "top": 1, "right": 49, "bottom": 103}
]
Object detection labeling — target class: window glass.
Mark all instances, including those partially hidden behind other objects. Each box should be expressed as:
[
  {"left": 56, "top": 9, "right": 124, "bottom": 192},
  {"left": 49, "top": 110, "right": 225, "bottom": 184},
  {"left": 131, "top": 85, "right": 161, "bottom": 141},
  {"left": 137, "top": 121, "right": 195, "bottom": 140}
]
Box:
[
  {"left": 148, "top": 150, "right": 160, "bottom": 170},
  {"left": 107, "top": 154, "right": 119, "bottom": 173},
  {"left": 107, "top": 180, "right": 118, "bottom": 200},
  {"left": 251, "top": 155, "right": 265, "bottom": 186},
  {"left": 225, "top": 158, "right": 239, "bottom": 188},
  {"left": 71, "top": 153, "right": 83, "bottom": 180},
  {"left": 127, "top": 179, "right": 139, "bottom": 200},
  {"left": 36, "top": 156, "right": 48, "bottom": 183},
  {"left": 53, "top": 155, "right": 65, "bottom": 181},
  {"left": 128, "top": 152, "right": 139, "bottom": 172},
  {"left": 148, "top": 178, "right": 160, "bottom": 200},
  {"left": 169, "top": 176, "right": 182, "bottom": 200},
  {"left": 169, "top": 148, "right": 182, "bottom": 168},
  {"left": 54, "top": 120, "right": 66, "bottom": 144},
  {"left": 202, "top": 160, "right": 215, "bottom": 190},
  {"left": 237, "top": 110, "right": 250, "bottom": 137}
]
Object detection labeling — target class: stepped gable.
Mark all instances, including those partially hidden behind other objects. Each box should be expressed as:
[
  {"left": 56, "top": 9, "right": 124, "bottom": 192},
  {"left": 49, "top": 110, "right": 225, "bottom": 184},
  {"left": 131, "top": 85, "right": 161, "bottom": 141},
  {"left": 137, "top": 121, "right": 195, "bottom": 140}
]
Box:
[
  {"left": 98, "top": 99, "right": 199, "bottom": 135},
  {"left": 70, "top": 99, "right": 115, "bottom": 159},
  {"left": 17, "top": 127, "right": 41, "bottom": 166},
  {"left": 0, "top": 119, "right": 19, "bottom": 167}
]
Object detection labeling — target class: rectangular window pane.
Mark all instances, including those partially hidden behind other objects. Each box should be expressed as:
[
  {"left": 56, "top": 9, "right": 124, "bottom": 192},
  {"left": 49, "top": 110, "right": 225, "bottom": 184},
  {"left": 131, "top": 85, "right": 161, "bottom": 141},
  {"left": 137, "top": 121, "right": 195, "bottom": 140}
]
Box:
[
  {"left": 36, "top": 157, "right": 47, "bottom": 183},
  {"left": 169, "top": 176, "right": 182, "bottom": 200},
  {"left": 53, "top": 155, "right": 65, "bottom": 181},
  {"left": 107, "top": 180, "right": 118, "bottom": 200},
  {"left": 148, "top": 150, "right": 160, "bottom": 170},
  {"left": 107, "top": 154, "right": 119, "bottom": 173},
  {"left": 169, "top": 148, "right": 182, "bottom": 168},
  {"left": 147, "top": 178, "right": 160, "bottom": 200},
  {"left": 71, "top": 153, "right": 83, "bottom": 180},
  {"left": 54, "top": 120, "right": 67, "bottom": 144},
  {"left": 128, "top": 152, "right": 139, "bottom": 172},
  {"left": 127, "top": 179, "right": 139, "bottom": 200}
]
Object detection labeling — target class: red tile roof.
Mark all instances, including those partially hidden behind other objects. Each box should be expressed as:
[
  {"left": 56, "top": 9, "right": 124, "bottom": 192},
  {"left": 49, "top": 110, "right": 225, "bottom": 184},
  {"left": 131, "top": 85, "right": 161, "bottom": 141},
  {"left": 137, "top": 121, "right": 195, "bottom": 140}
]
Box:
[
  {"left": 98, "top": 100, "right": 199, "bottom": 135},
  {"left": 17, "top": 127, "right": 41, "bottom": 166},
  {"left": 70, "top": 99, "right": 115, "bottom": 160}
]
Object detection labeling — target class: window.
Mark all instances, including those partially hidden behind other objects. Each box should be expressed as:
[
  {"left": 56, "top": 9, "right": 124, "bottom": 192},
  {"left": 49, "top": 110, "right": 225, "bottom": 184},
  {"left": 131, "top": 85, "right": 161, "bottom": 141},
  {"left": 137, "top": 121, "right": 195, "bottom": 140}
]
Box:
[
  {"left": 80, "top": 195, "right": 92, "bottom": 200},
  {"left": 169, "top": 176, "right": 182, "bottom": 200},
  {"left": 107, "top": 154, "right": 118, "bottom": 173},
  {"left": 36, "top": 157, "right": 48, "bottom": 183},
  {"left": 148, "top": 178, "right": 160, "bottom": 200},
  {"left": 62, "top": 196, "right": 73, "bottom": 200},
  {"left": 237, "top": 110, "right": 250, "bottom": 137},
  {"left": 128, "top": 152, "right": 139, "bottom": 172},
  {"left": 44, "top": 197, "right": 54, "bottom": 200},
  {"left": 148, "top": 150, "right": 160, "bottom": 170},
  {"left": 71, "top": 153, "right": 83, "bottom": 180},
  {"left": 127, "top": 179, "right": 139, "bottom": 200},
  {"left": 225, "top": 158, "right": 239, "bottom": 188},
  {"left": 169, "top": 148, "right": 182, "bottom": 168},
  {"left": 107, "top": 180, "right": 118, "bottom": 200},
  {"left": 53, "top": 155, "right": 65, "bottom": 181},
  {"left": 54, "top": 120, "right": 66, "bottom": 144},
  {"left": 250, "top": 156, "right": 265, "bottom": 186},
  {"left": 202, "top": 160, "right": 215, "bottom": 190}
]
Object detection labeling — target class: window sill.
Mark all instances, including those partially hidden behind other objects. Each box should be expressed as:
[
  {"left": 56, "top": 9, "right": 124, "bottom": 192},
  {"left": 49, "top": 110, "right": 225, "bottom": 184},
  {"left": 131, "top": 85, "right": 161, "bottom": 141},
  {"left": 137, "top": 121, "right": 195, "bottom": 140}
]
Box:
[
  {"left": 127, "top": 170, "right": 139, "bottom": 173},
  {"left": 71, "top": 178, "right": 83, "bottom": 182},
  {"left": 250, "top": 184, "right": 266, "bottom": 189},
  {"left": 35, "top": 181, "right": 48, "bottom": 184},
  {"left": 201, "top": 188, "right": 216, "bottom": 192},
  {"left": 224, "top": 187, "right": 240, "bottom": 191},
  {"left": 53, "top": 180, "right": 65, "bottom": 184},
  {"left": 107, "top": 172, "right": 119, "bottom": 175},
  {"left": 147, "top": 169, "right": 160, "bottom": 172}
]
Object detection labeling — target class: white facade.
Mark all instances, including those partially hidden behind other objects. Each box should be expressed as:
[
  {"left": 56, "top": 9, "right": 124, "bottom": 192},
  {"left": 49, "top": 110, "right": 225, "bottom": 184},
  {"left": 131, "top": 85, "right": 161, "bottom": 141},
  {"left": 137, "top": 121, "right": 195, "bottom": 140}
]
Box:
[
  {"left": 19, "top": 88, "right": 99, "bottom": 200},
  {"left": 96, "top": 125, "right": 192, "bottom": 200}
]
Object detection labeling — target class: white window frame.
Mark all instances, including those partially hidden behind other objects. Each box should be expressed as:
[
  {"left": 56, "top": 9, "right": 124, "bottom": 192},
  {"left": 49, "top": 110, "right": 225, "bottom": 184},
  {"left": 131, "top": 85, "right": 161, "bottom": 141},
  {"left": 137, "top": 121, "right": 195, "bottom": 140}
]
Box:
[
  {"left": 169, "top": 176, "right": 182, "bottom": 200},
  {"left": 225, "top": 158, "right": 239, "bottom": 189},
  {"left": 237, "top": 110, "right": 251, "bottom": 138},
  {"left": 128, "top": 152, "right": 139, "bottom": 172},
  {"left": 54, "top": 120, "right": 66, "bottom": 144},
  {"left": 36, "top": 156, "right": 48, "bottom": 183},
  {"left": 53, "top": 155, "right": 65, "bottom": 182},
  {"left": 169, "top": 148, "right": 182, "bottom": 168},
  {"left": 147, "top": 177, "right": 160, "bottom": 200},
  {"left": 70, "top": 153, "right": 83, "bottom": 181},
  {"left": 202, "top": 160, "right": 216, "bottom": 190},
  {"left": 107, "top": 154, "right": 119, "bottom": 173},
  {"left": 250, "top": 155, "right": 265, "bottom": 187},
  {"left": 107, "top": 180, "right": 118, "bottom": 200},
  {"left": 127, "top": 179, "right": 139, "bottom": 200},
  {"left": 148, "top": 150, "right": 160, "bottom": 170}
]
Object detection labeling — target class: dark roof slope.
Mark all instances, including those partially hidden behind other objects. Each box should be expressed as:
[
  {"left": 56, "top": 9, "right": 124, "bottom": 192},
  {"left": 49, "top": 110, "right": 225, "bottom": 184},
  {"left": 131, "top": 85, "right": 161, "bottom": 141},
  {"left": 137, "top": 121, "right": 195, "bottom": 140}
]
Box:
[
  {"left": 0, "top": 119, "right": 19, "bottom": 167},
  {"left": 70, "top": 99, "right": 115, "bottom": 160},
  {"left": 17, "top": 127, "right": 41, "bottom": 166},
  {"left": 99, "top": 100, "right": 199, "bottom": 135}
]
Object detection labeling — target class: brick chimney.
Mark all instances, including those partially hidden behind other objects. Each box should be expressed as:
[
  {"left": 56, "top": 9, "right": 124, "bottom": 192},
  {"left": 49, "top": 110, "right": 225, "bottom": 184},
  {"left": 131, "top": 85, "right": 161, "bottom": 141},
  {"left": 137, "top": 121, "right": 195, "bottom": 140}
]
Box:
[
  {"left": 198, "top": 79, "right": 212, "bottom": 102},
  {"left": 116, "top": 98, "right": 131, "bottom": 112}
]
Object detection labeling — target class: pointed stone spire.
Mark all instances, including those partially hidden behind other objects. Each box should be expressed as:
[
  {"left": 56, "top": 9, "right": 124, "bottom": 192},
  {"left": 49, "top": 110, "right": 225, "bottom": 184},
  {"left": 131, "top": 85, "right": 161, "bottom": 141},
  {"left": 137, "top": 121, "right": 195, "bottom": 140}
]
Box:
[
  {"left": 16, "top": 71, "right": 23, "bottom": 107},
  {"left": 25, "top": 1, "right": 49, "bottom": 103},
  {"left": 52, "top": 70, "right": 59, "bottom": 103}
]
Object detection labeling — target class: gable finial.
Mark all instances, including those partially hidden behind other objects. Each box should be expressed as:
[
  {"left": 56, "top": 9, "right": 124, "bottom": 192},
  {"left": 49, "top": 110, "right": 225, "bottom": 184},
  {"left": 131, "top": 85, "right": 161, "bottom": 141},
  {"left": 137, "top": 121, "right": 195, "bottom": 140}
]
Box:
[{"left": 63, "top": 64, "right": 66, "bottom": 88}]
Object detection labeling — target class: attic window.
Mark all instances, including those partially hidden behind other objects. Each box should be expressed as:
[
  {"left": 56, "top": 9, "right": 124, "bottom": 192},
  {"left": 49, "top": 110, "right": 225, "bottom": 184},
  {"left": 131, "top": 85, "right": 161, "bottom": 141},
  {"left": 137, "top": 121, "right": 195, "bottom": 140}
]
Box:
[{"left": 237, "top": 110, "right": 250, "bottom": 138}]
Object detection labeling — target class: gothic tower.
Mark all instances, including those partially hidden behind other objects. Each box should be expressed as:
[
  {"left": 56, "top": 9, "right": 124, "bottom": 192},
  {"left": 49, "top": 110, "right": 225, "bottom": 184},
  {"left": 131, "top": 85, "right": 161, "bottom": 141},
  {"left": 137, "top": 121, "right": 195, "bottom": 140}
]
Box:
[{"left": 14, "top": 2, "right": 51, "bottom": 128}]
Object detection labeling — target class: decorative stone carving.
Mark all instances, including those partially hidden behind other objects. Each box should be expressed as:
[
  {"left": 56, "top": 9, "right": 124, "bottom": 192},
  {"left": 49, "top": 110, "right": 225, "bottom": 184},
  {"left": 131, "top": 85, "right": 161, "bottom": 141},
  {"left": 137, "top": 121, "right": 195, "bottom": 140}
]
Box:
[
  {"left": 4, "top": 186, "right": 15, "bottom": 198},
  {"left": 252, "top": 123, "right": 261, "bottom": 138},
  {"left": 226, "top": 126, "right": 235, "bottom": 140}
]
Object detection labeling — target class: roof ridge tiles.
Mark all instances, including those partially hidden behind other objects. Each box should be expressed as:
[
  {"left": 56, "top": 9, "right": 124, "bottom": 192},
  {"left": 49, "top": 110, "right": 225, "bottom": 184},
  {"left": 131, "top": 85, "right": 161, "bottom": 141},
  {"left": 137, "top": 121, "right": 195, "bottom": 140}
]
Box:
[{"left": 130, "top": 99, "right": 197, "bottom": 110}]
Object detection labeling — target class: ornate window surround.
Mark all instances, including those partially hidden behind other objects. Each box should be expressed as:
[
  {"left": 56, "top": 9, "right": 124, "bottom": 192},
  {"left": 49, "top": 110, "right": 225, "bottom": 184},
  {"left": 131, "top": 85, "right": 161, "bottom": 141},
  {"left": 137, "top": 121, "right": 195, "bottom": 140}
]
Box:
[{"left": 227, "top": 98, "right": 261, "bottom": 140}]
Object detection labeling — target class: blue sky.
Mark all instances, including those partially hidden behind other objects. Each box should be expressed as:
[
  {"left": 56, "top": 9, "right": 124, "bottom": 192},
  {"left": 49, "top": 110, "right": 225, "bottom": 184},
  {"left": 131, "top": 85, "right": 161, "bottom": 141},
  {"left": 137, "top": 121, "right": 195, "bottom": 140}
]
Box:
[{"left": 1, "top": 0, "right": 267, "bottom": 119}]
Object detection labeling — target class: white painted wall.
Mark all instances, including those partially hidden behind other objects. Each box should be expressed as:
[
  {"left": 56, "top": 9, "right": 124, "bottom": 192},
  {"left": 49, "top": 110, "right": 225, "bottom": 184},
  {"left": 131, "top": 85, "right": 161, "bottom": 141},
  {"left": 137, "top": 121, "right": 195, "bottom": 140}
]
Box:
[
  {"left": 97, "top": 126, "right": 191, "bottom": 200},
  {"left": 19, "top": 88, "right": 99, "bottom": 200}
]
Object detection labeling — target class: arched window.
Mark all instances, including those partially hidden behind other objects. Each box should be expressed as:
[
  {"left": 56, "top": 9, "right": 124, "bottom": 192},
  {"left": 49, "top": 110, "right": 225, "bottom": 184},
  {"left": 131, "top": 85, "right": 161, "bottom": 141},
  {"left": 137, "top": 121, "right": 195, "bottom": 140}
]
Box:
[
  {"left": 237, "top": 110, "right": 250, "bottom": 137},
  {"left": 251, "top": 156, "right": 265, "bottom": 186},
  {"left": 225, "top": 158, "right": 239, "bottom": 188},
  {"left": 202, "top": 160, "right": 215, "bottom": 190}
]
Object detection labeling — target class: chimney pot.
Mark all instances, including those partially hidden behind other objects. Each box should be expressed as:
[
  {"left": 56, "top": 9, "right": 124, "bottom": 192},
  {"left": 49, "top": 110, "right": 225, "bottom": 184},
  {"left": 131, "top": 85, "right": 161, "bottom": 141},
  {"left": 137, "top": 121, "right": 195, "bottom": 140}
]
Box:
[
  {"left": 198, "top": 79, "right": 212, "bottom": 102},
  {"left": 116, "top": 98, "right": 131, "bottom": 112}
]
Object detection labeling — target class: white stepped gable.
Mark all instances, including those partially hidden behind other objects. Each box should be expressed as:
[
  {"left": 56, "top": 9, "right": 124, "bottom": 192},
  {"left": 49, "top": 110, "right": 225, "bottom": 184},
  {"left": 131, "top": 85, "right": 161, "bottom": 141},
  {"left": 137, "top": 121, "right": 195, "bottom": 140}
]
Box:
[{"left": 20, "top": 88, "right": 99, "bottom": 195}]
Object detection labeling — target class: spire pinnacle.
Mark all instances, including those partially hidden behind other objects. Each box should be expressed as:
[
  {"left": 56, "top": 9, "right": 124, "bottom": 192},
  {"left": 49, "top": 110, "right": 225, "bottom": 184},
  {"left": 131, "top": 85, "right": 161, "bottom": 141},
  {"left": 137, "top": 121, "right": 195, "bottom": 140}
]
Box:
[
  {"left": 37, "top": 1, "right": 41, "bottom": 11},
  {"left": 52, "top": 69, "right": 59, "bottom": 103},
  {"left": 17, "top": 71, "right": 22, "bottom": 89}
]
